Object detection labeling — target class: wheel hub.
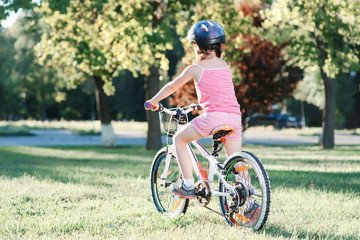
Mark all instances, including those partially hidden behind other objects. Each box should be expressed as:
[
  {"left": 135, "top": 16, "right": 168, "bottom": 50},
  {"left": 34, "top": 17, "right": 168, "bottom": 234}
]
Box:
[{"left": 230, "top": 182, "right": 249, "bottom": 210}]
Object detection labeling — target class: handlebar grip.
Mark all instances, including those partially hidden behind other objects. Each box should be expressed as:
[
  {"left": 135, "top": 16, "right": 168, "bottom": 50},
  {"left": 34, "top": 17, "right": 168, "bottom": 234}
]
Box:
[
  {"left": 144, "top": 101, "right": 156, "bottom": 110},
  {"left": 144, "top": 101, "right": 163, "bottom": 112}
]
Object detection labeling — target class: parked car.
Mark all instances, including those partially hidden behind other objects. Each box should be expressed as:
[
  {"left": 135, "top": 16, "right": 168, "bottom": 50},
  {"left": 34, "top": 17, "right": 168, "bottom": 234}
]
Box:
[
  {"left": 277, "top": 115, "right": 303, "bottom": 129},
  {"left": 246, "top": 111, "right": 303, "bottom": 129}
]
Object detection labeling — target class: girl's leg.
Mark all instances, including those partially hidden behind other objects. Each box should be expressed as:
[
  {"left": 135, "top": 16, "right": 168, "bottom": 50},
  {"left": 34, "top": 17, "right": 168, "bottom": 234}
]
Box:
[
  {"left": 224, "top": 140, "right": 242, "bottom": 157},
  {"left": 173, "top": 123, "right": 203, "bottom": 180}
]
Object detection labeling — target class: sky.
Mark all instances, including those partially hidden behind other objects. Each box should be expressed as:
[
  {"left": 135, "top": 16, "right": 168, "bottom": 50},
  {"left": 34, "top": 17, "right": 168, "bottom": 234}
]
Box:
[
  {"left": 1, "top": 0, "right": 40, "bottom": 28},
  {"left": 2, "top": 9, "right": 23, "bottom": 28}
]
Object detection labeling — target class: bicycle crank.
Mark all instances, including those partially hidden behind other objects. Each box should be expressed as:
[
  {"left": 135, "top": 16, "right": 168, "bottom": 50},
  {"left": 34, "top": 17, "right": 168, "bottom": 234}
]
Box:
[{"left": 195, "top": 180, "right": 211, "bottom": 207}]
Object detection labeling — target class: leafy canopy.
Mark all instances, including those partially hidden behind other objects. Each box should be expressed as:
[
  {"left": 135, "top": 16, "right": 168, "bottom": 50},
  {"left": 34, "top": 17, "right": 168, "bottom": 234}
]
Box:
[
  {"left": 0, "top": 0, "right": 33, "bottom": 21},
  {"left": 35, "top": 0, "right": 180, "bottom": 95},
  {"left": 261, "top": 0, "right": 360, "bottom": 77}
]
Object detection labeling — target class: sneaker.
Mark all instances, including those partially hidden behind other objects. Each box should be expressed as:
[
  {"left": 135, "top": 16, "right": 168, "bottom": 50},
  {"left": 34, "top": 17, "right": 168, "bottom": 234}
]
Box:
[
  {"left": 170, "top": 182, "right": 196, "bottom": 199},
  {"left": 244, "top": 202, "right": 261, "bottom": 223}
]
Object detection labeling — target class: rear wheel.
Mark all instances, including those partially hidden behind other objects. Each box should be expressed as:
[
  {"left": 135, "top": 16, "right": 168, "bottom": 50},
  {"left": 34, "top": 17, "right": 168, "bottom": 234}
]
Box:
[
  {"left": 219, "top": 151, "right": 271, "bottom": 230},
  {"left": 150, "top": 147, "right": 189, "bottom": 218}
]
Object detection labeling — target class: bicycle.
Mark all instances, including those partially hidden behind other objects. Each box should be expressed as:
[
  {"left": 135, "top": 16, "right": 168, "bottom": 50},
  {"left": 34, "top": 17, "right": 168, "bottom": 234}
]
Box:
[{"left": 145, "top": 103, "right": 271, "bottom": 230}]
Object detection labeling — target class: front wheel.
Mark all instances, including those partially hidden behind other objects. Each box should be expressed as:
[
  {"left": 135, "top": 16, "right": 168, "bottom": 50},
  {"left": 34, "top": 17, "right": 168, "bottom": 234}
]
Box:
[
  {"left": 219, "top": 151, "right": 271, "bottom": 230},
  {"left": 150, "top": 147, "right": 189, "bottom": 218}
]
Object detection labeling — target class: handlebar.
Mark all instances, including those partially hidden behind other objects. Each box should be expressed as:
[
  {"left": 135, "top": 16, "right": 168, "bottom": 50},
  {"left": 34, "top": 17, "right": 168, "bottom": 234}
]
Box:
[
  {"left": 144, "top": 102, "right": 202, "bottom": 115},
  {"left": 162, "top": 103, "right": 202, "bottom": 115}
]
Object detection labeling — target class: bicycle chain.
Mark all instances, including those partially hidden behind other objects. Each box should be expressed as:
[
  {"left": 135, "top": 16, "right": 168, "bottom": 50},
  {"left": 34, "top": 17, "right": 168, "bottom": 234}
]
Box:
[
  {"left": 204, "top": 206, "right": 231, "bottom": 221},
  {"left": 202, "top": 181, "right": 238, "bottom": 223}
]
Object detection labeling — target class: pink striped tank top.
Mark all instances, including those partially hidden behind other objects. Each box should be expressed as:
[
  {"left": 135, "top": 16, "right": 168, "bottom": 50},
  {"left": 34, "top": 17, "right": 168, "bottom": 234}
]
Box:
[{"left": 194, "top": 64, "right": 241, "bottom": 115}]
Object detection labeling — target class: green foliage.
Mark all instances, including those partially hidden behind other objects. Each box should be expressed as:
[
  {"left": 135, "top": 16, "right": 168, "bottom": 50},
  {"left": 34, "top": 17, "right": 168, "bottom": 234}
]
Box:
[
  {"left": 284, "top": 97, "right": 322, "bottom": 127},
  {"left": 293, "top": 66, "right": 325, "bottom": 109},
  {"left": 35, "top": 0, "right": 187, "bottom": 96},
  {"left": 335, "top": 72, "right": 358, "bottom": 128},
  {"left": 0, "top": 0, "right": 33, "bottom": 22},
  {"left": 0, "top": 125, "right": 33, "bottom": 136},
  {"left": 292, "top": 67, "right": 358, "bottom": 128},
  {"left": 0, "top": 26, "right": 19, "bottom": 119},
  {"left": 261, "top": 0, "right": 360, "bottom": 77},
  {"left": 0, "top": 14, "right": 63, "bottom": 120},
  {"left": 110, "top": 71, "right": 146, "bottom": 121}
]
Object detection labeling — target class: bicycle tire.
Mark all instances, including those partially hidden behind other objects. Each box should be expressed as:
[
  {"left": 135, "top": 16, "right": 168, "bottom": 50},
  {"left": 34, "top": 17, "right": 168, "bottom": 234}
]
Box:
[
  {"left": 218, "top": 151, "right": 271, "bottom": 230},
  {"left": 150, "top": 147, "right": 189, "bottom": 218}
]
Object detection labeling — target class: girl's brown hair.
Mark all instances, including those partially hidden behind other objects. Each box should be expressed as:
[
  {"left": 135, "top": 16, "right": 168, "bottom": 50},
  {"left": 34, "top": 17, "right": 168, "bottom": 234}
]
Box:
[{"left": 194, "top": 43, "right": 224, "bottom": 63}]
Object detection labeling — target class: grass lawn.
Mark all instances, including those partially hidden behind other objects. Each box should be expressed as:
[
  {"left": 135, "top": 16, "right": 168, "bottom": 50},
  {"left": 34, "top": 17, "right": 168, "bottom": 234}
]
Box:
[
  {"left": 0, "top": 120, "right": 147, "bottom": 133},
  {"left": 2, "top": 120, "right": 360, "bottom": 139},
  {"left": 0, "top": 125, "right": 35, "bottom": 136},
  {"left": 0, "top": 144, "right": 359, "bottom": 239}
]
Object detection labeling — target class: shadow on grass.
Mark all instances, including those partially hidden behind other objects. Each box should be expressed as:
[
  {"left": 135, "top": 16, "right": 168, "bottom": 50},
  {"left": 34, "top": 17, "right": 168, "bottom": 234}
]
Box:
[
  {"left": 0, "top": 145, "right": 359, "bottom": 195},
  {"left": 243, "top": 143, "right": 360, "bottom": 152},
  {"left": 268, "top": 169, "right": 360, "bottom": 196},
  {"left": 264, "top": 224, "right": 359, "bottom": 240},
  {"left": 0, "top": 146, "right": 158, "bottom": 186}
]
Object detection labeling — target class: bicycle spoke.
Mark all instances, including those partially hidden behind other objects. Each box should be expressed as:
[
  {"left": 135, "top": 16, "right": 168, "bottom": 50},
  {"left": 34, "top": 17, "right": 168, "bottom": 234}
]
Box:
[
  {"left": 150, "top": 148, "right": 189, "bottom": 218},
  {"left": 219, "top": 152, "right": 271, "bottom": 230}
]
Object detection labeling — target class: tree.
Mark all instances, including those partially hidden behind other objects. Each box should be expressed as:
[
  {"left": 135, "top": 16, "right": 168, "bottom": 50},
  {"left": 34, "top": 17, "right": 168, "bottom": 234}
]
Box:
[
  {"left": 293, "top": 66, "right": 325, "bottom": 111},
  {"left": 0, "top": 13, "right": 62, "bottom": 120},
  {"left": 35, "top": 0, "right": 195, "bottom": 148},
  {"left": 139, "top": 0, "right": 195, "bottom": 150},
  {"left": 261, "top": 0, "right": 360, "bottom": 148},
  {"left": 0, "top": 26, "right": 20, "bottom": 120},
  {"left": 171, "top": 1, "right": 302, "bottom": 131},
  {"left": 293, "top": 67, "right": 358, "bottom": 129}
]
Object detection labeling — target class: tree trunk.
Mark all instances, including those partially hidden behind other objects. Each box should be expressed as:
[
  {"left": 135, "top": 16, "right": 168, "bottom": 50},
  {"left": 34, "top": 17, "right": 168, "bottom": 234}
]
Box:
[
  {"left": 93, "top": 76, "right": 117, "bottom": 147},
  {"left": 300, "top": 100, "right": 305, "bottom": 128},
  {"left": 144, "top": 0, "right": 166, "bottom": 150},
  {"left": 321, "top": 73, "right": 335, "bottom": 149},
  {"left": 41, "top": 106, "right": 47, "bottom": 121},
  {"left": 145, "top": 66, "right": 162, "bottom": 150},
  {"left": 315, "top": 33, "right": 335, "bottom": 149}
]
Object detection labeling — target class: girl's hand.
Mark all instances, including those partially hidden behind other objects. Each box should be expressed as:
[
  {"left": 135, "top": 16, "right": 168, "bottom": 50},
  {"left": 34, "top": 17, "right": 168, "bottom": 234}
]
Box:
[{"left": 144, "top": 100, "right": 160, "bottom": 111}]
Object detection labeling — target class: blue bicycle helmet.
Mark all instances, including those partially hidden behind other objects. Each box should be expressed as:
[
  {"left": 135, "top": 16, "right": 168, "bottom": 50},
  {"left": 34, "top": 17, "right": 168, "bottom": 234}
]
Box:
[{"left": 187, "top": 20, "right": 226, "bottom": 50}]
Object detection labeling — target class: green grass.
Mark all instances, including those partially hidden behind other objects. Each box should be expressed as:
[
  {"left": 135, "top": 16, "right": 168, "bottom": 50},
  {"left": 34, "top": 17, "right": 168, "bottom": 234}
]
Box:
[
  {"left": 71, "top": 129, "right": 101, "bottom": 135},
  {"left": 0, "top": 125, "right": 34, "bottom": 136},
  {"left": 0, "top": 145, "right": 359, "bottom": 239},
  {"left": 0, "top": 120, "right": 148, "bottom": 132}
]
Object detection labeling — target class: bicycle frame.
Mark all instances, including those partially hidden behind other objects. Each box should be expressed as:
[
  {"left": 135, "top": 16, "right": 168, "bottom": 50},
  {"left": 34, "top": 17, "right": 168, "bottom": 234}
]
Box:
[{"left": 160, "top": 124, "right": 236, "bottom": 198}]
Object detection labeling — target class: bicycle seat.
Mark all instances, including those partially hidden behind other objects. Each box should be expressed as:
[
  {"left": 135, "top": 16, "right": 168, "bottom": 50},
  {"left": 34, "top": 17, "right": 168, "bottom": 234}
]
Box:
[{"left": 211, "top": 126, "right": 235, "bottom": 140}]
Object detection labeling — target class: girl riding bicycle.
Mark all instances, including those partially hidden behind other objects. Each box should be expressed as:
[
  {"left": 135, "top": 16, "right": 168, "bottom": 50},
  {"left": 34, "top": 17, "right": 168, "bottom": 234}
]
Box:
[{"left": 145, "top": 20, "right": 242, "bottom": 199}]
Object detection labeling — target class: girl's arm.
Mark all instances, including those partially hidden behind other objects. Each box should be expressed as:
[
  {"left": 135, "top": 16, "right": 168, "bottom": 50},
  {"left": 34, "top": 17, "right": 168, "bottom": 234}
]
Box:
[{"left": 147, "top": 65, "right": 198, "bottom": 109}]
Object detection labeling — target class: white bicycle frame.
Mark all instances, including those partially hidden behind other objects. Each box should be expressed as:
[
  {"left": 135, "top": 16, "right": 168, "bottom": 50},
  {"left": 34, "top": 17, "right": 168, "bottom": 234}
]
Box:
[{"left": 160, "top": 123, "right": 236, "bottom": 198}]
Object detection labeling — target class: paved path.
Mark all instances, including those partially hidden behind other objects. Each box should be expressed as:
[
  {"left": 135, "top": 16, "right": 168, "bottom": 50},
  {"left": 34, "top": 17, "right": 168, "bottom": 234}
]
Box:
[{"left": 0, "top": 129, "right": 359, "bottom": 146}]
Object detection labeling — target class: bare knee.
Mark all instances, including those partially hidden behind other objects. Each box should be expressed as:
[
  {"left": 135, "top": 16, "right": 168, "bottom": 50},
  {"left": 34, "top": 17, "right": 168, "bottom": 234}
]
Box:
[
  {"left": 173, "top": 132, "right": 189, "bottom": 146},
  {"left": 224, "top": 141, "right": 242, "bottom": 157}
]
